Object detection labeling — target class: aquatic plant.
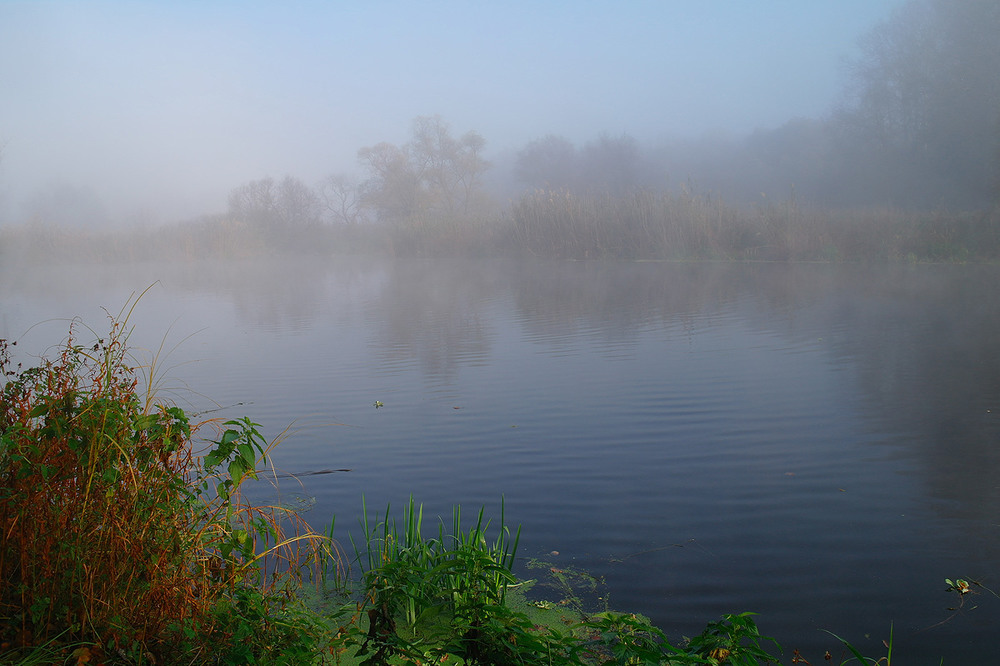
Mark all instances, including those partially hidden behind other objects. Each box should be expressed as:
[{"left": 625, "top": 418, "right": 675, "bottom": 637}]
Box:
[{"left": 345, "top": 497, "right": 533, "bottom": 662}]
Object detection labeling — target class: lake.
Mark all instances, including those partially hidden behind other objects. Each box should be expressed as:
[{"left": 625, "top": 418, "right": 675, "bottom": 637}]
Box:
[{"left": 3, "top": 256, "right": 999, "bottom": 663}]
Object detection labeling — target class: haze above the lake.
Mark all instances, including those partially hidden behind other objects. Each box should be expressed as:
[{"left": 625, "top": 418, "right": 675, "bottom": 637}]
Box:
[{"left": 0, "top": 1, "right": 903, "bottom": 223}]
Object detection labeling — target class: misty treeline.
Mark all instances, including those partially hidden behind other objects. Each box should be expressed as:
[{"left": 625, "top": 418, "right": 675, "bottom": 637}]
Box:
[
  {"left": 219, "top": 0, "right": 999, "bottom": 252},
  {"left": 4, "top": 0, "right": 999, "bottom": 263},
  {"left": 511, "top": 0, "right": 1000, "bottom": 210}
]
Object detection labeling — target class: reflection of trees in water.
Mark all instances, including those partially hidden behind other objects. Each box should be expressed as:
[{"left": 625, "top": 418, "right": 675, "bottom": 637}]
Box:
[
  {"left": 9, "top": 256, "right": 996, "bottom": 545},
  {"left": 364, "top": 261, "right": 801, "bottom": 377},
  {"left": 169, "top": 255, "right": 377, "bottom": 333},
  {"left": 422, "top": 260, "right": 1000, "bottom": 555},
  {"left": 0, "top": 255, "right": 376, "bottom": 335},
  {"left": 819, "top": 265, "right": 1000, "bottom": 531},
  {"left": 507, "top": 261, "right": 845, "bottom": 349},
  {"left": 365, "top": 259, "right": 502, "bottom": 381}
]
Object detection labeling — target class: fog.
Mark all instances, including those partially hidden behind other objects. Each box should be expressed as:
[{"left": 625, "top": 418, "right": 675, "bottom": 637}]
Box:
[{"left": 0, "top": 1, "right": 909, "bottom": 225}]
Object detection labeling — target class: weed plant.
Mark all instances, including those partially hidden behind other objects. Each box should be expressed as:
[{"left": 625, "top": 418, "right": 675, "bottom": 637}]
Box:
[{"left": 0, "top": 304, "right": 337, "bottom": 663}]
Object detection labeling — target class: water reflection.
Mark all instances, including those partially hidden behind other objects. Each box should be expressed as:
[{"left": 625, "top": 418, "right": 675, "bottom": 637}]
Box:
[{"left": 3, "top": 256, "right": 999, "bottom": 662}]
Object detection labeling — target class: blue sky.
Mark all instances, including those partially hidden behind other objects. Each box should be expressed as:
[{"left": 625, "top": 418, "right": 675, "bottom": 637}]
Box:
[{"left": 0, "top": 0, "right": 905, "bottom": 222}]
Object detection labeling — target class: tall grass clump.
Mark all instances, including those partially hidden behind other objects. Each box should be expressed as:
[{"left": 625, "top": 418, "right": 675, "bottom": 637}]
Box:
[
  {"left": 346, "top": 497, "right": 536, "bottom": 663},
  {"left": 339, "top": 498, "right": 788, "bottom": 665},
  {"left": 0, "top": 304, "right": 338, "bottom": 663}
]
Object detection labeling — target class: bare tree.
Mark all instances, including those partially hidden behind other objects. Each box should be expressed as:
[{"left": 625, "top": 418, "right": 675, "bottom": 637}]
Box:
[
  {"left": 228, "top": 175, "right": 321, "bottom": 231},
  {"left": 275, "top": 175, "right": 321, "bottom": 227},
  {"left": 228, "top": 177, "right": 278, "bottom": 228},
  {"left": 319, "top": 173, "right": 364, "bottom": 225}
]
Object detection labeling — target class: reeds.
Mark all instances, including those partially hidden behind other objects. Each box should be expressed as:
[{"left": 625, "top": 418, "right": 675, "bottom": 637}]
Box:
[
  {"left": 350, "top": 496, "right": 521, "bottom": 624},
  {"left": 0, "top": 304, "right": 336, "bottom": 662},
  {"left": 345, "top": 497, "right": 527, "bottom": 662},
  {"left": 505, "top": 187, "right": 1000, "bottom": 262},
  {"left": 3, "top": 192, "right": 997, "bottom": 263}
]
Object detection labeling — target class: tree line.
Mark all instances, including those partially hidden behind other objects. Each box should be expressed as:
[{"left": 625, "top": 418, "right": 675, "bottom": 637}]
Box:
[
  {"left": 223, "top": 0, "right": 997, "bottom": 241},
  {"left": 4, "top": 0, "right": 996, "bottom": 234}
]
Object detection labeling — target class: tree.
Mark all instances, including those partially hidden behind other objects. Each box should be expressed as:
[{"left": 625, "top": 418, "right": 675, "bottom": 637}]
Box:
[
  {"left": 274, "top": 175, "right": 322, "bottom": 228},
  {"left": 319, "top": 173, "right": 365, "bottom": 225},
  {"left": 578, "top": 132, "right": 641, "bottom": 194},
  {"left": 514, "top": 134, "right": 577, "bottom": 191},
  {"left": 837, "top": 0, "right": 1000, "bottom": 207},
  {"left": 357, "top": 142, "right": 424, "bottom": 221},
  {"left": 228, "top": 177, "right": 278, "bottom": 228},
  {"left": 410, "top": 115, "right": 485, "bottom": 215},
  {"left": 227, "top": 175, "right": 321, "bottom": 233},
  {"left": 357, "top": 116, "right": 491, "bottom": 222}
]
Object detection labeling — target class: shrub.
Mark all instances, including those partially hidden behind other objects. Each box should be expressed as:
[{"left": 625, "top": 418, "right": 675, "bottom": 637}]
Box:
[{"left": 0, "top": 307, "right": 335, "bottom": 663}]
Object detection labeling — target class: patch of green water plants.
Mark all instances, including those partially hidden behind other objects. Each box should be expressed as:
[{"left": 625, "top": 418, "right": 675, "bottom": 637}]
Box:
[{"left": 319, "top": 498, "right": 790, "bottom": 665}]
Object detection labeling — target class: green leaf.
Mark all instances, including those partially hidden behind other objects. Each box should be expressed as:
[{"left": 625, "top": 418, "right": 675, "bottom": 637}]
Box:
[
  {"left": 204, "top": 450, "right": 222, "bottom": 469},
  {"left": 237, "top": 442, "right": 255, "bottom": 465},
  {"left": 132, "top": 413, "right": 159, "bottom": 431},
  {"left": 228, "top": 457, "right": 248, "bottom": 483}
]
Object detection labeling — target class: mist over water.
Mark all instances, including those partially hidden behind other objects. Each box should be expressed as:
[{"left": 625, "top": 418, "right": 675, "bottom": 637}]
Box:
[
  {"left": 3, "top": 257, "right": 999, "bottom": 662},
  {"left": 3, "top": 1, "right": 1000, "bottom": 662},
  {"left": 8, "top": 0, "right": 997, "bottom": 228}
]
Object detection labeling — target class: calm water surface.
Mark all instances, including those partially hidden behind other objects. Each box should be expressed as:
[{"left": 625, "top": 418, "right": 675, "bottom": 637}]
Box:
[{"left": 3, "top": 257, "right": 999, "bottom": 663}]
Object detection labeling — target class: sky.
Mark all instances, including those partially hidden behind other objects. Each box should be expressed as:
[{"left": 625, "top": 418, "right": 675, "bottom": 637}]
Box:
[{"left": 0, "top": 0, "right": 906, "bottom": 225}]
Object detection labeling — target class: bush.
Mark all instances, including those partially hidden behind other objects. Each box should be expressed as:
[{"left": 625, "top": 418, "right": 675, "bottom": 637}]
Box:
[{"left": 0, "top": 308, "right": 334, "bottom": 663}]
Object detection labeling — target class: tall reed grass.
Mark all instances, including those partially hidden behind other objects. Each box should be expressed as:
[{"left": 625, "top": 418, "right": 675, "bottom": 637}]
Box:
[
  {"left": 505, "top": 187, "right": 1000, "bottom": 262},
  {"left": 344, "top": 497, "right": 524, "bottom": 662},
  {"left": 3, "top": 191, "right": 997, "bottom": 263}
]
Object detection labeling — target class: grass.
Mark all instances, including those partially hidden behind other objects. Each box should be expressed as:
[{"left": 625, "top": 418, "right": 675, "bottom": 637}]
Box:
[
  {"left": 320, "top": 496, "right": 793, "bottom": 665},
  {"left": 0, "top": 308, "right": 927, "bottom": 664}
]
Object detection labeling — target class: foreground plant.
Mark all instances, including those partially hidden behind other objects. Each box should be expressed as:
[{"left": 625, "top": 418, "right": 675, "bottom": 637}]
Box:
[
  {"left": 339, "top": 499, "right": 788, "bottom": 665},
  {"left": 345, "top": 497, "right": 542, "bottom": 663},
  {"left": 0, "top": 305, "right": 336, "bottom": 663}
]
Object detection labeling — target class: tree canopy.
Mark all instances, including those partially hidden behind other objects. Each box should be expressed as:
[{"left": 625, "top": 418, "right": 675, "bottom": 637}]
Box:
[
  {"left": 836, "top": 0, "right": 1000, "bottom": 207},
  {"left": 357, "top": 115, "right": 490, "bottom": 222}
]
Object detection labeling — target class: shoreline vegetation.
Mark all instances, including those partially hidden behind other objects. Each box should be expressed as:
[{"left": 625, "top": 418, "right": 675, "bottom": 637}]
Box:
[
  {"left": 0, "top": 311, "right": 905, "bottom": 665},
  {"left": 1, "top": 190, "right": 998, "bottom": 266}
]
